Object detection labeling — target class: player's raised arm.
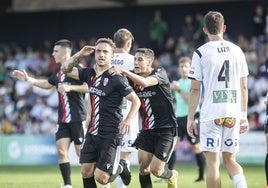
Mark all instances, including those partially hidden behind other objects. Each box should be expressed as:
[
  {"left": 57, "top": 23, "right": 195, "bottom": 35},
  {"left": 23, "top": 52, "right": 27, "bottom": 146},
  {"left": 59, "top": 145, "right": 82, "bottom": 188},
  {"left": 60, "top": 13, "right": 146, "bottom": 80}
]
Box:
[{"left": 61, "top": 45, "right": 95, "bottom": 74}]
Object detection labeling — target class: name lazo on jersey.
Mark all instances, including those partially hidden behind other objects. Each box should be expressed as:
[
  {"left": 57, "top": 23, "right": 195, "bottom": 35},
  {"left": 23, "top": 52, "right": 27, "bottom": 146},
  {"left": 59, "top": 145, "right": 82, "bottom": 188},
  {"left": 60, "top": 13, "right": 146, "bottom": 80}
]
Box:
[
  {"left": 137, "top": 91, "right": 156, "bottom": 98},
  {"left": 213, "top": 90, "right": 236, "bottom": 103},
  {"left": 217, "top": 46, "right": 230, "bottom": 53}
]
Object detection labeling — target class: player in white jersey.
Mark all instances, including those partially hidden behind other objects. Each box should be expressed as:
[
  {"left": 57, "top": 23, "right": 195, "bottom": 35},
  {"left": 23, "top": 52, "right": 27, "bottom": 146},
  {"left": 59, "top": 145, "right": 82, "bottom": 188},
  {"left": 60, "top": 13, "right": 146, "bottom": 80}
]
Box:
[
  {"left": 111, "top": 28, "right": 139, "bottom": 188},
  {"left": 187, "top": 11, "right": 249, "bottom": 188}
]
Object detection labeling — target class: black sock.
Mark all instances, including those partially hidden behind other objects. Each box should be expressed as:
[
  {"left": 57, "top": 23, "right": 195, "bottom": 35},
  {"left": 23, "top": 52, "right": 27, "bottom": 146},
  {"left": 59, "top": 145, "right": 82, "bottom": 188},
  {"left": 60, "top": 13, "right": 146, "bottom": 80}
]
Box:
[
  {"left": 195, "top": 152, "right": 205, "bottom": 179},
  {"left": 139, "top": 174, "right": 152, "bottom": 188},
  {"left": 83, "top": 177, "right": 97, "bottom": 188},
  {"left": 59, "top": 162, "right": 71, "bottom": 185},
  {"left": 168, "top": 151, "right": 176, "bottom": 170},
  {"left": 108, "top": 164, "right": 122, "bottom": 182},
  {"left": 265, "top": 153, "right": 268, "bottom": 185}
]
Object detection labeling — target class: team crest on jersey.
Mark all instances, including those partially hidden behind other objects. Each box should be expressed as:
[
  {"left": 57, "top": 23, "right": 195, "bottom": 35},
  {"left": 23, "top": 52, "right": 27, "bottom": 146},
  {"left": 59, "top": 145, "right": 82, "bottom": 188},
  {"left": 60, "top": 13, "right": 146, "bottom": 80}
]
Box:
[{"left": 103, "top": 78, "right": 109, "bottom": 86}]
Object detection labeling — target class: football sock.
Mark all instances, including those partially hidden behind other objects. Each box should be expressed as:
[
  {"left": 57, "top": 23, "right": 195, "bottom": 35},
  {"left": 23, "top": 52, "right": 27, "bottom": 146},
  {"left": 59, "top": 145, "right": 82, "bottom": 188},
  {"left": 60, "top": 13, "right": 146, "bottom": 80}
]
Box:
[
  {"left": 139, "top": 173, "right": 152, "bottom": 188},
  {"left": 265, "top": 153, "right": 268, "bottom": 185},
  {"left": 59, "top": 162, "right": 71, "bottom": 185},
  {"left": 168, "top": 151, "right": 176, "bottom": 170},
  {"left": 83, "top": 177, "right": 97, "bottom": 188},
  {"left": 195, "top": 152, "right": 205, "bottom": 179},
  {"left": 116, "top": 176, "right": 125, "bottom": 188},
  {"left": 232, "top": 174, "right": 247, "bottom": 188}
]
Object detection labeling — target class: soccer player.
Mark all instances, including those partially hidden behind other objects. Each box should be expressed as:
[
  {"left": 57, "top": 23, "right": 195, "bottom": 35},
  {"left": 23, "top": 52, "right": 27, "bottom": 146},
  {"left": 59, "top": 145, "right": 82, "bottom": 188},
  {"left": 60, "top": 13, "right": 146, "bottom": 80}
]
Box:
[
  {"left": 110, "top": 28, "right": 140, "bottom": 188},
  {"left": 61, "top": 38, "right": 141, "bottom": 188},
  {"left": 187, "top": 11, "right": 249, "bottom": 188},
  {"left": 110, "top": 48, "right": 179, "bottom": 188},
  {"left": 169, "top": 56, "right": 205, "bottom": 182},
  {"left": 13, "top": 39, "right": 88, "bottom": 188}
]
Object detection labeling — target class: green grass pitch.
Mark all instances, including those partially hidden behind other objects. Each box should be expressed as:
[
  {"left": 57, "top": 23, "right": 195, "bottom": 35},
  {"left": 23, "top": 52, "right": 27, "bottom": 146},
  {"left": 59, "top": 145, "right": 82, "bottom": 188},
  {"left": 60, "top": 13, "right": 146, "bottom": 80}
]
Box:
[{"left": 0, "top": 163, "right": 264, "bottom": 188}]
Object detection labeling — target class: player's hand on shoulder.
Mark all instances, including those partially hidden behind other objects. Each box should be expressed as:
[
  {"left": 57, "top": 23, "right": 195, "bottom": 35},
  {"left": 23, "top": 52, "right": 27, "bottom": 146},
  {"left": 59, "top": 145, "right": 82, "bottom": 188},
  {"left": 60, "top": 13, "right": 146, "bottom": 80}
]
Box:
[{"left": 109, "top": 66, "right": 123, "bottom": 76}]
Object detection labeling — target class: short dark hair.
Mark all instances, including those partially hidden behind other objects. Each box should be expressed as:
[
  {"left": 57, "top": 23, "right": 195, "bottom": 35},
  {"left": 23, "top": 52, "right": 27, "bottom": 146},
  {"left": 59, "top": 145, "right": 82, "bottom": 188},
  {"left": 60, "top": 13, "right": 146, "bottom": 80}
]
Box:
[
  {"left": 54, "top": 39, "right": 73, "bottom": 50},
  {"left": 204, "top": 11, "right": 224, "bottom": 35},
  {"left": 113, "top": 28, "right": 134, "bottom": 48},
  {"left": 135, "top": 48, "right": 155, "bottom": 61},
  {"left": 95, "top": 38, "right": 116, "bottom": 53}
]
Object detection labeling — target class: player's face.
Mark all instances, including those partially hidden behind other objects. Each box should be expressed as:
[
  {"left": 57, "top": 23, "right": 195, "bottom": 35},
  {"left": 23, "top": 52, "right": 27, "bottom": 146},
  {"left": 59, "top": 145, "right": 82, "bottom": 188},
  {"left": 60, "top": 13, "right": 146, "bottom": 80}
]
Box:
[
  {"left": 178, "top": 62, "right": 190, "bottom": 78},
  {"left": 52, "top": 45, "right": 66, "bottom": 64},
  {"left": 134, "top": 52, "right": 151, "bottom": 75},
  {"left": 95, "top": 43, "right": 114, "bottom": 67}
]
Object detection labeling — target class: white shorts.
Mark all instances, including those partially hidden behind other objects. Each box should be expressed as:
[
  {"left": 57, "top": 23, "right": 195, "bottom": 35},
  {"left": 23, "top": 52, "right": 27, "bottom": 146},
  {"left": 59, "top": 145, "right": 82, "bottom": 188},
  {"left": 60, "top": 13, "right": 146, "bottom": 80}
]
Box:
[{"left": 200, "top": 119, "right": 240, "bottom": 154}]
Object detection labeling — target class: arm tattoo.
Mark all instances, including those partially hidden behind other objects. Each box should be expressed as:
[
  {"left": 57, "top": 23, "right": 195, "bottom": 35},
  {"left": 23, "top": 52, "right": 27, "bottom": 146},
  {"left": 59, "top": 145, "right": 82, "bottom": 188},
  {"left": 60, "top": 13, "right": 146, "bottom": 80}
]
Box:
[{"left": 66, "top": 55, "right": 82, "bottom": 73}]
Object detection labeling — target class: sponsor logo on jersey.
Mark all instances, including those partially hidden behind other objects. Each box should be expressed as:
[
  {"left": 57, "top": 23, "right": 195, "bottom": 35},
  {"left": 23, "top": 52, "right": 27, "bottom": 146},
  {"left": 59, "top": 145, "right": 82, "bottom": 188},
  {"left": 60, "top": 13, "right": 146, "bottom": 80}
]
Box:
[
  {"left": 89, "top": 87, "right": 105, "bottom": 96},
  {"left": 137, "top": 91, "right": 156, "bottom": 98},
  {"left": 212, "top": 90, "right": 237, "bottom": 103}
]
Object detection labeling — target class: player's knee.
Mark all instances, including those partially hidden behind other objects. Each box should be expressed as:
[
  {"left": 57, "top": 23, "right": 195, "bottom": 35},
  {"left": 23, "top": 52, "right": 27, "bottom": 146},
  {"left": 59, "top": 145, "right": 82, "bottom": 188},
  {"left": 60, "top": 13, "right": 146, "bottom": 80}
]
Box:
[
  {"left": 81, "top": 168, "right": 92, "bottom": 178},
  {"left": 81, "top": 169, "right": 87, "bottom": 178},
  {"left": 139, "top": 166, "right": 150, "bottom": 176},
  {"left": 57, "top": 148, "right": 67, "bottom": 159},
  {"left": 95, "top": 174, "right": 109, "bottom": 185},
  {"left": 150, "top": 166, "right": 162, "bottom": 177}
]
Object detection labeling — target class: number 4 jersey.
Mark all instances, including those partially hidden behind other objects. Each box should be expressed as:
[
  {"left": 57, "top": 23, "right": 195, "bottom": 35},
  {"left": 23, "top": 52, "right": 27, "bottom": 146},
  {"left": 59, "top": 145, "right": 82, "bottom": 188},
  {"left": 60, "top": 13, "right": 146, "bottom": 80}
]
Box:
[{"left": 189, "top": 40, "right": 249, "bottom": 122}]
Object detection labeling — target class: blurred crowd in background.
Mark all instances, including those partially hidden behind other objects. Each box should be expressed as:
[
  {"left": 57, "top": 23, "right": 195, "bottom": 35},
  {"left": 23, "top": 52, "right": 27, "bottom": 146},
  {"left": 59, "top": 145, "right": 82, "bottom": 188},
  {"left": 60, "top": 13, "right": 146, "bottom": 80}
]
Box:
[{"left": 0, "top": 4, "right": 268, "bottom": 135}]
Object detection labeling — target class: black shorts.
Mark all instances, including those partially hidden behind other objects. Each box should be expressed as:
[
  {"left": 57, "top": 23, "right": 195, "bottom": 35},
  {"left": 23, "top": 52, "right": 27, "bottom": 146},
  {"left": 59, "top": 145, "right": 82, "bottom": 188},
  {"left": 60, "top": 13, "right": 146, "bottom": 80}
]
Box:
[
  {"left": 80, "top": 134, "right": 122, "bottom": 175},
  {"left": 177, "top": 113, "right": 200, "bottom": 145},
  {"left": 56, "top": 122, "right": 84, "bottom": 145},
  {"left": 133, "top": 128, "right": 176, "bottom": 162}
]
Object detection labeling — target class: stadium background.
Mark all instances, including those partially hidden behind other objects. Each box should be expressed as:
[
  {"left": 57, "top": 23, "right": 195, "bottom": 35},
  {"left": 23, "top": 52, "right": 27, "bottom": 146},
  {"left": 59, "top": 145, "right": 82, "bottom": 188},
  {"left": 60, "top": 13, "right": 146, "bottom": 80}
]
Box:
[
  {"left": 0, "top": 0, "right": 267, "bottom": 166},
  {"left": 0, "top": 0, "right": 266, "bottom": 46}
]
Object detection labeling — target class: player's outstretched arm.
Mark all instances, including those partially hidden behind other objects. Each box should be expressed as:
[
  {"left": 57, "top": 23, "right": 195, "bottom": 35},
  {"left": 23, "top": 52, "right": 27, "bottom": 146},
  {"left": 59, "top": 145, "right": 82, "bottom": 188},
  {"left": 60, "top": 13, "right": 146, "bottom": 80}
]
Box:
[
  {"left": 110, "top": 67, "right": 158, "bottom": 88},
  {"left": 12, "top": 70, "right": 53, "bottom": 89}
]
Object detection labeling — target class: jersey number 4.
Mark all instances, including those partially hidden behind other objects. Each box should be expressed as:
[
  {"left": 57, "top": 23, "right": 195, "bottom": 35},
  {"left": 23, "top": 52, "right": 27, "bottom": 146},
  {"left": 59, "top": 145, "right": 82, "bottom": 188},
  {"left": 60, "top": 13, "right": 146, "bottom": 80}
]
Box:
[{"left": 218, "top": 60, "right": 230, "bottom": 88}]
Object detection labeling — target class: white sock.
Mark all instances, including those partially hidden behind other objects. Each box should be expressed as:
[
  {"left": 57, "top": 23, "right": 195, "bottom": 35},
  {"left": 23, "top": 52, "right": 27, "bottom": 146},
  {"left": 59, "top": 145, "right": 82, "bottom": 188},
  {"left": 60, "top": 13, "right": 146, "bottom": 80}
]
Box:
[
  {"left": 116, "top": 176, "right": 126, "bottom": 188},
  {"left": 125, "top": 160, "right": 130, "bottom": 170},
  {"left": 232, "top": 174, "right": 247, "bottom": 188}
]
